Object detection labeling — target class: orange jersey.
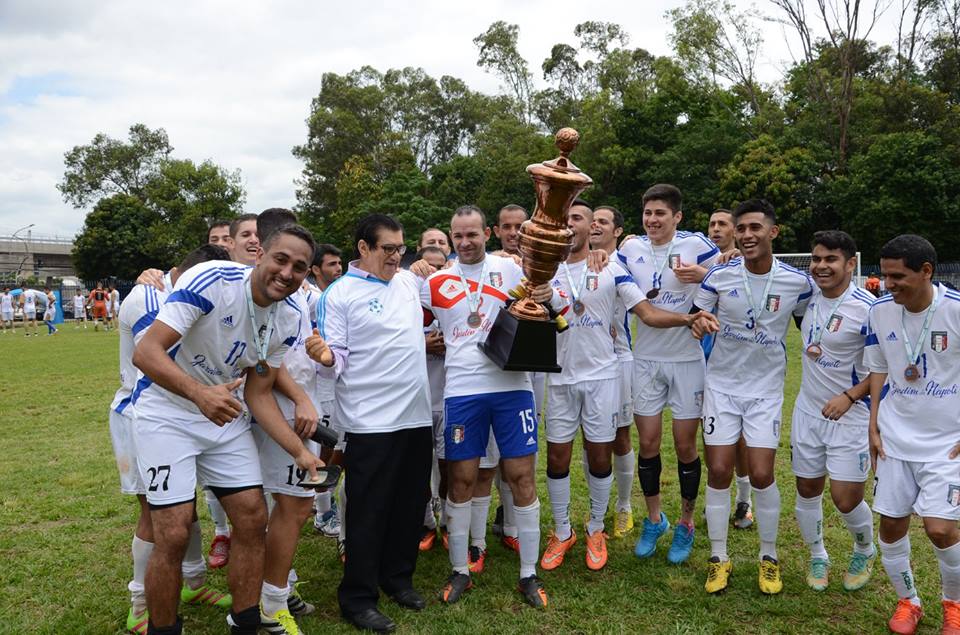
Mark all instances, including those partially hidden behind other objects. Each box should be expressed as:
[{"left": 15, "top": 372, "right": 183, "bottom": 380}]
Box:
[{"left": 88, "top": 289, "right": 108, "bottom": 307}]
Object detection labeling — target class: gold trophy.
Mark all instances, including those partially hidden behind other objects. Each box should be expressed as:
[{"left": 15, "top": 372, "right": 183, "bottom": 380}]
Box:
[{"left": 481, "top": 127, "right": 593, "bottom": 371}]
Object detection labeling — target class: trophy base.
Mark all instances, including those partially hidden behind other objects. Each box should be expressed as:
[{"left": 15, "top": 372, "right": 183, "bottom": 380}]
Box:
[{"left": 480, "top": 308, "right": 562, "bottom": 373}]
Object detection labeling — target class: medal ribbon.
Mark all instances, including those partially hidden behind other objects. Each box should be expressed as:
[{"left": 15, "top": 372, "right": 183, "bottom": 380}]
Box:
[
  {"left": 809, "top": 284, "right": 852, "bottom": 347},
  {"left": 648, "top": 237, "right": 675, "bottom": 290},
  {"left": 457, "top": 259, "right": 488, "bottom": 317},
  {"left": 740, "top": 258, "right": 779, "bottom": 321},
  {"left": 245, "top": 276, "right": 278, "bottom": 366},
  {"left": 901, "top": 284, "right": 940, "bottom": 365},
  {"left": 562, "top": 261, "right": 589, "bottom": 305}
]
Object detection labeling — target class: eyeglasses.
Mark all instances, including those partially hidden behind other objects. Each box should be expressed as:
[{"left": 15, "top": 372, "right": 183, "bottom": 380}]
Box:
[{"left": 377, "top": 244, "right": 407, "bottom": 256}]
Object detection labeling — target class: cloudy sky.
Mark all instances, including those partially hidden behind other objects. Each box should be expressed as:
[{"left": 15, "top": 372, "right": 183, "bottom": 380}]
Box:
[{"left": 0, "top": 0, "right": 902, "bottom": 238}]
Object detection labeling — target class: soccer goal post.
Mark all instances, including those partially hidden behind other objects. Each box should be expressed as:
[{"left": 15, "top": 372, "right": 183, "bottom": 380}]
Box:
[{"left": 774, "top": 252, "right": 864, "bottom": 288}]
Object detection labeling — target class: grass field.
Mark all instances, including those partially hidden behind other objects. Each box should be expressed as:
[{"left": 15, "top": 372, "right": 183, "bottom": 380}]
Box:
[{"left": 0, "top": 324, "right": 950, "bottom": 634}]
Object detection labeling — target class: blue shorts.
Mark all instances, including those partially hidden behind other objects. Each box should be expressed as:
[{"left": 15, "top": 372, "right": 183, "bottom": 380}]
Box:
[{"left": 444, "top": 390, "right": 537, "bottom": 461}]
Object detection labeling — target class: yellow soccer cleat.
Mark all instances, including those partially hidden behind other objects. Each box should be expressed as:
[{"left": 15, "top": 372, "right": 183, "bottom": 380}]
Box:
[
  {"left": 705, "top": 556, "right": 732, "bottom": 593},
  {"left": 758, "top": 556, "right": 783, "bottom": 595},
  {"left": 613, "top": 509, "right": 634, "bottom": 538}
]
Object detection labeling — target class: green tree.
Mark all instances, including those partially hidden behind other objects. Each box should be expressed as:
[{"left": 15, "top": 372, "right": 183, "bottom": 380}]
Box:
[
  {"left": 72, "top": 195, "right": 161, "bottom": 280},
  {"left": 474, "top": 21, "right": 534, "bottom": 122}
]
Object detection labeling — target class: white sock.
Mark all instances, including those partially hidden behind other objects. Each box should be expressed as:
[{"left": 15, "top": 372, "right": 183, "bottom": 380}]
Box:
[
  {"left": 705, "top": 486, "right": 730, "bottom": 560},
  {"left": 935, "top": 542, "right": 960, "bottom": 601},
  {"left": 546, "top": 473, "right": 572, "bottom": 541},
  {"left": 614, "top": 451, "right": 635, "bottom": 512},
  {"left": 470, "top": 495, "right": 491, "bottom": 549},
  {"left": 514, "top": 500, "right": 541, "bottom": 579},
  {"left": 129, "top": 535, "right": 153, "bottom": 613},
  {"left": 181, "top": 520, "right": 206, "bottom": 586},
  {"left": 424, "top": 499, "right": 438, "bottom": 530},
  {"left": 795, "top": 494, "right": 828, "bottom": 560},
  {"left": 840, "top": 501, "right": 875, "bottom": 556},
  {"left": 735, "top": 474, "right": 751, "bottom": 506},
  {"left": 588, "top": 470, "right": 613, "bottom": 535},
  {"left": 315, "top": 490, "right": 331, "bottom": 515},
  {"left": 261, "top": 580, "right": 289, "bottom": 617},
  {"left": 501, "top": 479, "right": 518, "bottom": 538},
  {"left": 881, "top": 535, "right": 919, "bottom": 603},
  {"left": 446, "top": 498, "right": 471, "bottom": 575},
  {"left": 287, "top": 568, "right": 298, "bottom": 587},
  {"left": 753, "top": 482, "right": 781, "bottom": 561},
  {"left": 206, "top": 490, "right": 230, "bottom": 536}
]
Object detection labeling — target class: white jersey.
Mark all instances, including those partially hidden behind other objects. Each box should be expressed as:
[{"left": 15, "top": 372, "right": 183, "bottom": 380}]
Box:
[
  {"left": 110, "top": 288, "right": 120, "bottom": 310},
  {"left": 425, "top": 322, "right": 446, "bottom": 412},
  {"left": 112, "top": 275, "right": 172, "bottom": 414},
  {"left": 318, "top": 264, "right": 431, "bottom": 434},
  {"left": 617, "top": 231, "right": 720, "bottom": 362},
  {"left": 548, "top": 259, "right": 646, "bottom": 385},
  {"left": 132, "top": 261, "right": 301, "bottom": 416},
  {"left": 420, "top": 254, "right": 531, "bottom": 399},
  {"left": 274, "top": 287, "right": 321, "bottom": 419},
  {"left": 864, "top": 283, "right": 960, "bottom": 461},
  {"left": 610, "top": 249, "right": 634, "bottom": 362},
  {"left": 795, "top": 282, "right": 874, "bottom": 424},
  {"left": 45, "top": 293, "right": 56, "bottom": 316},
  {"left": 695, "top": 258, "right": 813, "bottom": 398},
  {"left": 22, "top": 291, "right": 36, "bottom": 311},
  {"left": 1, "top": 293, "right": 12, "bottom": 312},
  {"left": 306, "top": 283, "right": 336, "bottom": 403},
  {"left": 73, "top": 295, "right": 85, "bottom": 314}
]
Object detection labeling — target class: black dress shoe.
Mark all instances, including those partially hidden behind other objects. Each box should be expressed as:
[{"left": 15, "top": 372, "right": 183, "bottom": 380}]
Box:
[
  {"left": 342, "top": 607, "right": 397, "bottom": 633},
  {"left": 390, "top": 588, "right": 427, "bottom": 611}
]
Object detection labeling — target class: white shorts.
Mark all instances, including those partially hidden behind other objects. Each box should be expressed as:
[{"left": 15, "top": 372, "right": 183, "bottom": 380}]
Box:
[
  {"left": 109, "top": 409, "right": 145, "bottom": 495},
  {"left": 790, "top": 407, "right": 869, "bottom": 481},
  {"left": 874, "top": 456, "right": 960, "bottom": 520},
  {"left": 633, "top": 358, "right": 705, "bottom": 419},
  {"left": 24, "top": 310, "right": 35, "bottom": 320},
  {"left": 252, "top": 419, "right": 319, "bottom": 498},
  {"left": 618, "top": 359, "right": 634, "bottom": 427},
  {"left": 433, "top": 409, "right": 499, "bottom": 468},
  {"left": 702, "top": 389, "right": 783, "bottom": 449},
  {"left": 2, "top": 310, "right": 12, "bottom": 322},
  {"left": 135, "top": 409, "right": 261, "bottom": 506},
  {"left": 43, "top": 310, "right": 55, "bottom": 321},
  {"left": 546, "top": 379, "right": 619, "bottom": 444}
]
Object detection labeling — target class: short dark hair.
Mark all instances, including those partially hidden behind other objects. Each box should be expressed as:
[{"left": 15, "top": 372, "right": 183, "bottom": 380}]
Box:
[
  {"left": 811, "top": 230, "right": 858, "bottom": 260},
  {"left": 453, "top": 205, "right": 486, "bottom": 227},
  {"left": 733, "top": 199, "right": 777, "bottom": 224},
  {"left": 230, "top": 213, "right": 259, "bottom": 238},
  {"left": 595, "top": 205, "right": 624, "bottom": 229},
  {"left": 207, "top": 220, "right": 231, "bottom": 241},
  {"left": 355, "top": 213, "right": 403, "bottom": 250},
  {"left": 497, "top": 204, "right": 527, "bottom": 225},
  {"left": 257, "top": 208, "right": 298, "bottom": 244},
  {"left": 880, "top": 234, "right": 937, "bottom": 273},
  {"left": 178, "top": 244, "right": 231, "bottom": 272},
  {"left": 712, "top": 208, "right": 733, "bottom": 217},
  {"left": 571, "top": 198, "right": 592, "bottom": 211},
  {"left": 417, "top": 246, "right": 447, "bottom": 260},
  {"left": 642, "top": 184, "right": 682, "bottom": 213},
  {"left": 313, "top": 243, "right": 342, "bottom": 268},
  {"left": 261, "top": 224, "right": 317, "bottom": 263}
]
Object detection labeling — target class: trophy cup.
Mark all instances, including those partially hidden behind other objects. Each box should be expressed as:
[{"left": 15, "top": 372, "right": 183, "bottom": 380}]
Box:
[{"left": 481, "top": 127, "right": 593, "bottom": 372}]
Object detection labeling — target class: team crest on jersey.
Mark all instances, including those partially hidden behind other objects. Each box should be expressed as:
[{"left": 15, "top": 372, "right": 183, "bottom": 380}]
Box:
[
  {"left": 489, "top": 272, "right": 503, "bottom": 288},
  {"left": 949, "top": 484, "right": 960, "bottom": 507},
  {"left": 451, "top": 425, "right": 465, "bottom": 444},
  {"left": 932, "top": 331, "right": 948, "bottom": 352},
  {"left": 586, "top": 275, "right": 599, "bottom": 291},
  {"left": 827, "top": 314, "right": 843, "bottom": 332},
  {"left": 669, "top": 254, "right": 681, "bottom": 269},
  {"left": 368, "top": 299, "right": 384, "bottom": 315},
  {"left": 765, "top": 295, "right": 781, "bottom": 312},
  {"left": 858, "top": 452, "right": 869, "bottom": 474}
]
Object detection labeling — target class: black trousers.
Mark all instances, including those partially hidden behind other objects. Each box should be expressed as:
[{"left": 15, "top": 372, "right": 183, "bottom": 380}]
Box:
[{"left": 338, "top": 425, "right": 433, "bottom": 615}]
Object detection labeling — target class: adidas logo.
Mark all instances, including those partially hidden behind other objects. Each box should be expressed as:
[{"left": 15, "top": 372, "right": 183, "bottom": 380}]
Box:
[
  {"left": 886, "top": 332, "right": 898, "bottom": 342},
  {"left": 221, "top": 315, "right": 234, "bottom": 327},
  {"left": 526, "top": 437, "right": 536, "bottom": 446},
  {"left": 637, "top": 256, "right": 645, "bottom": 263},
  {"left": 728, "top": 289, "right": 739, "bottom": 297}
]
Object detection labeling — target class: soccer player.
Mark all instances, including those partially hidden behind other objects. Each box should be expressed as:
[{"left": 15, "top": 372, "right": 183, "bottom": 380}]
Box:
[
  {"left": 110, "top": 283, "right": 121, "bottom": 330},
  {"left": 88, "top": 282, "right": 109, "bottom": 331},
  {"left": 310, "top": 244, "right": 343, "bottom": 292},
  {"left": 419, "top": 228, "right": 452, "bottom": 257},
  {"left": 792, "top": 230, "right": 877, "bottom": 593},
  {"left": 421, "top": 206, "right": 550, "bottom": 608},
  {"left": 492, "top": 204, "right": 526, "bottom": 256},
  {"left": 111, "top": 244, "right": 231, "bottom": 635},
  {"left": 708, "top": 208, "right": 754, "bottom": 529},
  {"left": 306, "top": 213, "right": 433, "bottom": 634},
  {"left": 542, "top": 201, "right": 719, "bottom": 572},
  {"left": 20, "top": 283, "right": 40, "bottom": 336},
  {"left": 866, "top": 235, "right": 960, "bottom": 635},
  {"left": 132, "top": 225, "right": 323, "bottom": 635},
  {"left": 1, "top": 287, "right": 14, "bottom": 333},
  {"left": 208, "top": 220, "right": 233, "bottom": 248},
  {"left": 616, "top": 184, "right": 720, "bottom": 564},
  {"left": 73, "top": 290, "right": 87, "bottom": 328},
  {"left": 43, "top": 286, "right": 58, "bottom": 335},
  {"left": 589, "top": 205, "right": 636, "bottom": 537},
  {"left": 229, "top": 213, "right": 261, "bottom": 266},
  {"left": 694, "top": 198, "right": 813, "bottom": 594}
]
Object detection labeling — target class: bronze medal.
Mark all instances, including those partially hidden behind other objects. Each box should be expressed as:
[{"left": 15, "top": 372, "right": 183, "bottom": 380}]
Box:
[
  {"left": 573, "top": 300, "right": 585, "bottom": 315},
  {"left": 256, "top": 360, "right": 268, "bottom": 376},
  {"left": 467, "top": 311, "right": 482, "bottom": 328},
  {"left": 904, "top": 364, "right": 920, "bottom": 382},
  {"left": 646, "top": 288, "right": 659, "bottom": 300},
  {"left": 805, "top": 344, "right": 822, "bottom": 360}
]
